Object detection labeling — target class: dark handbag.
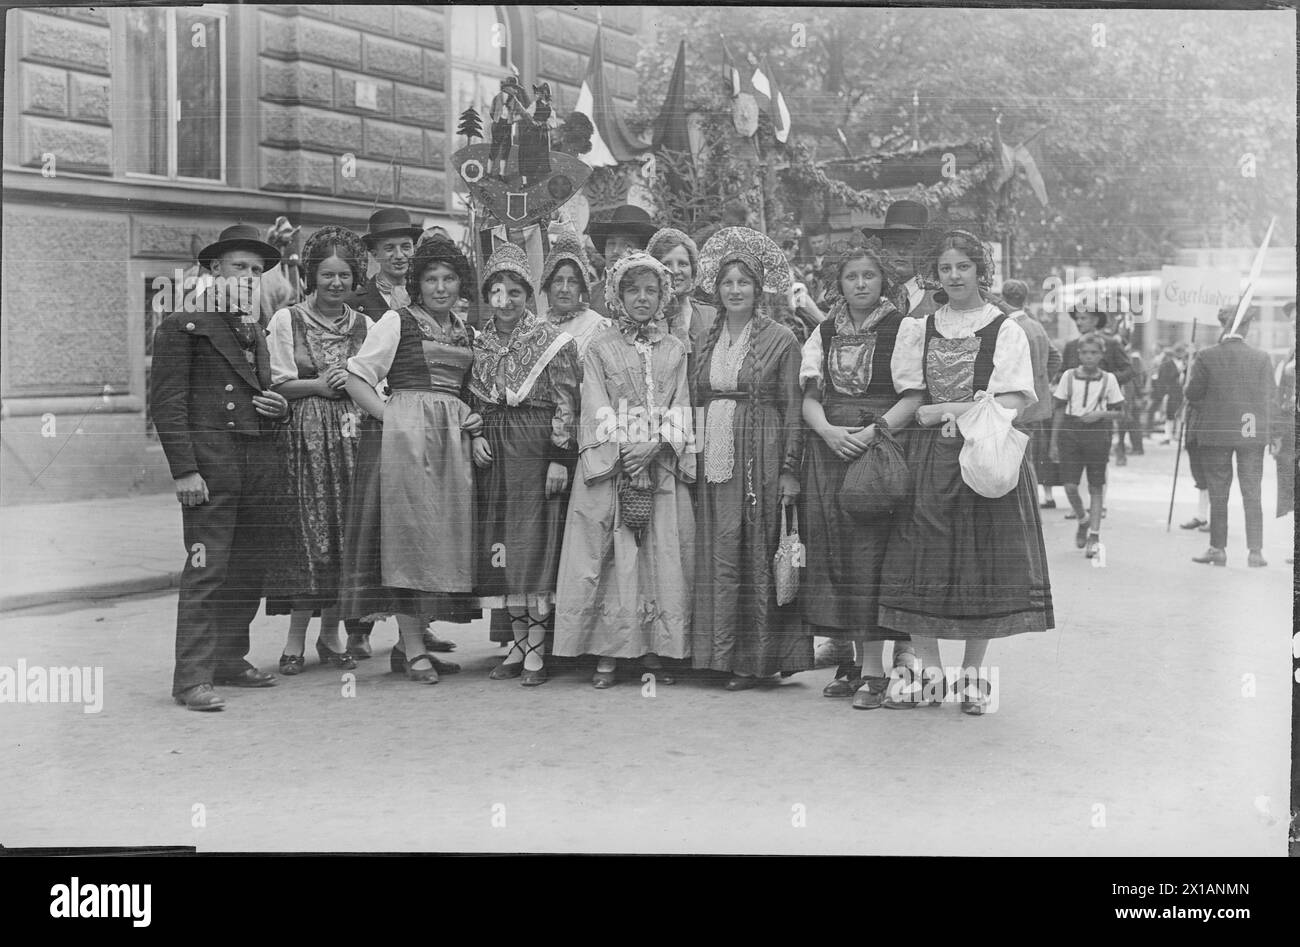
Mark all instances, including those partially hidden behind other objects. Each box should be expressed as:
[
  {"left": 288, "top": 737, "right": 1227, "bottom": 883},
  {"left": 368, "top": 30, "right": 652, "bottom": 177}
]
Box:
[
  {"left": 618, "top": 468, "right": 655, "bottom": 545},
  {"left": 837, "top": 424, "right": 911, "bottom": 523}
]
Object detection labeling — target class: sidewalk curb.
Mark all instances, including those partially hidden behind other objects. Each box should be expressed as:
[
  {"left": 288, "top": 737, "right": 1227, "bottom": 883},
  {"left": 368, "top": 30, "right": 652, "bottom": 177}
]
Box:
[{"left": 0, "top": 572, "right": 180, "bottom": 613}]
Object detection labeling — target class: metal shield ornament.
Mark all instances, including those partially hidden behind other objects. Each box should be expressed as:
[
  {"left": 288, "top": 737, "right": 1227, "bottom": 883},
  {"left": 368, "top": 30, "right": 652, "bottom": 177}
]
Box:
[
  {"left": 452, "top": 142, "right": 592, "bottom": 230},
  {"left": 733, "top": 92, "right": 759, "bottom": 137}
]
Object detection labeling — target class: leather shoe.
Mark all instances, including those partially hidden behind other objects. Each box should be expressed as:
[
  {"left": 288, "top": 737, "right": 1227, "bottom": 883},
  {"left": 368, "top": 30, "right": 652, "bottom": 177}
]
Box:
[
  {"left": 851, "top": 676, "right": 890, "bottom": 710},
  {"left": 391, "top": 646, "right": 459, "bottom": 675},
  {"left": 520, "top": 665, "right": 549, "bottom": 687},
  {"left": 1192, "top": 547, "right": 1227, "bottom": 566},
  {"left": 422, "top": 630, "right": 457, "bottom": 653},
  {"left": 174, "top": 683, "right": 225, "bottom": 711},
  {"left": 345, "top": 633, "right": 372, "bottom": 659},
  {"left": 1180, "top": 517, "right": 1208, "bottom": 530},
  {"left": 724, "top": 674, "right": 761, "bottom": 691},
  {"left": 1247, "top": 550, "right": 1267, "bottom": 568},
  {"left": 823, "top": 664, "right": 864, "bottom": 698},
  {"left": 213, "top": 668, "right": 277, "bottom": 687}
]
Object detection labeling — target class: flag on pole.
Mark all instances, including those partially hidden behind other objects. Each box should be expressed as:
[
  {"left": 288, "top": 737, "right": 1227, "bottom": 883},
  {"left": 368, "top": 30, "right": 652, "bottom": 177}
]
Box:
[
  {"left": 1228, "top": 216, "right": 1276, "bottom": 336},
  {"left": 574, "top": 24, "right": 649, "bottom": 167},
  {"left": 750, "top": 61, "right": 772, "bottom": 110},
  {"left": 1013, "top": 134, "right": 1049, "bottom": 206},
  {"left": 991, "top": 113, "right": 1015, "bottom": 190},
  {"left": 720, "top": 35, "right": 742, "bottom": 98},
  {"left": 652, "top": 40, "right": 691, "bottom": 155},
  {"left": 766, "top": 56, "right": 791, "bottom": 144}
]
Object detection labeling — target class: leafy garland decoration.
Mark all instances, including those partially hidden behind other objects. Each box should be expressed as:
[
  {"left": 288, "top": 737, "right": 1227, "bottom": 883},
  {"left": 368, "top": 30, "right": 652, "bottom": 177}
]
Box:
[{"left": 780, "top": 140, "right": 999, "bottom": 222}]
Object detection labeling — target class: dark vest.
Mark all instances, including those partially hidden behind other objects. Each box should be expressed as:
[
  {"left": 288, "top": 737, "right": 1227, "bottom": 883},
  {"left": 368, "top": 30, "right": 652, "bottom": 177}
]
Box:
[{"left": 818, "top": 308, "right": 905, "bottom": 400}]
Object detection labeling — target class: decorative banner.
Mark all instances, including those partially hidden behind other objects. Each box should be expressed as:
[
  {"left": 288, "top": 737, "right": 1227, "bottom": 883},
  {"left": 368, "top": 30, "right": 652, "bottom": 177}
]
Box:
[
  {"left": 1155, "top": 266, "right": 1240, "bottom": 325},
  {"left": 452, "top": 142, "right": 591, "bottom": 231}
]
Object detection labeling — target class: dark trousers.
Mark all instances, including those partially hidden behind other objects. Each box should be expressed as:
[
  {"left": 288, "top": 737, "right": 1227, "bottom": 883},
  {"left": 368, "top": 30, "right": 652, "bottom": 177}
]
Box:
[
  {"left": 1202, "top": 444, "right": 1265, "bottom": 551},
  {"left": 1115, "top": 403, "right": 1143, "bottom": 453},
  {"left": 172, "top": 433, "right": 281, "bottom": 696}
]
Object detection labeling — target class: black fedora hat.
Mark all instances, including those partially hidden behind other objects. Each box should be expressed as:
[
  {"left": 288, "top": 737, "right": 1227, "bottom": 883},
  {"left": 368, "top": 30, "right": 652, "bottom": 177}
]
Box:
[
  {"left": 862, "top": 199, "right": 929, "bottom": 238},
  {"left": 586, "top": 205, "right": 658, "bottom": 257},
  {"left": 198, "top": 223, "right": 281, "bottom": 273},
  {"left": 363, "top": 207, "right": 424, "bottom": 244}
]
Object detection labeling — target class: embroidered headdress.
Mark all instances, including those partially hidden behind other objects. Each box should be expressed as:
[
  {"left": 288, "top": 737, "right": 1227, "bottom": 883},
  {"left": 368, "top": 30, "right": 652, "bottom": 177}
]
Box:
[
  {"left": 698, "top": 226, "right": 792, "bottom": 303},
  {"left": 540, "top": 226, "right": 596, "bottom": 294},
  {"left": 480, "top": 242, "right": 534, "bottom": 300}
]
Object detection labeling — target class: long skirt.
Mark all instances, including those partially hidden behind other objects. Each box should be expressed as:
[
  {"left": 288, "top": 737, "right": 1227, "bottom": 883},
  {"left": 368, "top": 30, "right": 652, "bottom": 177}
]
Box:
[
  {"left": 339, "top": 389, "right": 478, "bottom": 622},
  {"left": 801, "top": 393, "right": 909, "bottom": 643},
  {"left": 553, "top": 461, "right": 694, "bottom": 659},
  {"left": 691, "top": 402, "right": 812, "bottom": 676},
  {"left": 878, "top": 425, "right": 1054, "bottom": 640},
  {"left": 266, "top": 395, "right": 358, "bottom": 613},
  {"left": 475, "top": 404, "right": 567, "bottom": 609}
]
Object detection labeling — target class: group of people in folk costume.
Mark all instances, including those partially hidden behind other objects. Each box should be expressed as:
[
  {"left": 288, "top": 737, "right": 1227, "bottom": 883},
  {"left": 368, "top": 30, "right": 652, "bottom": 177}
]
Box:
[{"left": 153, "top": 201, "right": 1059, "bottom": 714}]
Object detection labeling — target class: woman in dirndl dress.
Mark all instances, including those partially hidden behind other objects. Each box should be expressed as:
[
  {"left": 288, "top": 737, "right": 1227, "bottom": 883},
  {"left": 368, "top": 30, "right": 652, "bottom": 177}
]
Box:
[
  {"left": 691, "top": 227, "right": 811, "bottom": 690},
  {"left": 265, "top": 226, "right": 369, "bottom": 675},
  {"left": 798, "top": 237, "right": 924, "bottom": 708},
  {"left": 340, "top": 236, "right": 482, "bottom": 684},
  {"left": 471, "top": 243, "right": 581, "bottom": 687},
  {"left": 553, "top": 252, "right": 696, "bottom": 687},
  {"left": 877, "top": 230, "right": 1054, "bottom": 714}
]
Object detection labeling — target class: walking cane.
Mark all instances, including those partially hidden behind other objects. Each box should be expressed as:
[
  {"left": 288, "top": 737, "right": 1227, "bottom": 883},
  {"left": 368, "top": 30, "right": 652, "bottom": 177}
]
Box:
[{"left": 1165, "top": 318, "right": 1198, "bottom": 531}]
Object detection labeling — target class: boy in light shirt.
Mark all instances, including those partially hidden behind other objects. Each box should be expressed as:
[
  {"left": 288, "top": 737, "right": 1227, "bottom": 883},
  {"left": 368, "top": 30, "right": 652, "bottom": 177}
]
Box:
[{"left": 1049, "top": 333, "right": 1125, "bottom": 559}]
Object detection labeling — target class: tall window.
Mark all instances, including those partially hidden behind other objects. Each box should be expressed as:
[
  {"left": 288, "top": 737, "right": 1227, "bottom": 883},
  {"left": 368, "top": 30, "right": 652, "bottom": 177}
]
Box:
[
  {"left": 448, "top": 6, "right": 513, "bottom": 212},
  {"left": 120, "top": 6, "right": 227, "bottom": 182}
]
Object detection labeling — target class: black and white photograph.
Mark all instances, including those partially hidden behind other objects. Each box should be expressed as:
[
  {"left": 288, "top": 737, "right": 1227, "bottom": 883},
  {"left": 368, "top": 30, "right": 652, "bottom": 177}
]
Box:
[{"left": 0, "top": 0, "right": 1295, "bottom": 879}]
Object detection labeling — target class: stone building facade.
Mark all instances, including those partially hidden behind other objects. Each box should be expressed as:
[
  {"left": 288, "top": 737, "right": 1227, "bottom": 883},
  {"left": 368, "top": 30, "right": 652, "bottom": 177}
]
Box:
[{"left": 1, "top": 4, "right": 646, "bottom": 504}]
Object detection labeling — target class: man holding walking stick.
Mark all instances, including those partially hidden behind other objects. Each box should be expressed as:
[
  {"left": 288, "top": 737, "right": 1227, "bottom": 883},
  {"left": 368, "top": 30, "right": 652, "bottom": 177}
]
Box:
[{"left": 1185, "top": 304, "right": 1276, "bottom": 567}]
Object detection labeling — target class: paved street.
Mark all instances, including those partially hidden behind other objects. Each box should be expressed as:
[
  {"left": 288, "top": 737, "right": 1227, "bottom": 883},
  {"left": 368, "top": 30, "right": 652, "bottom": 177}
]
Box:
[{"left": 1, "top": 441, "right": 1292, "bottom": 855}]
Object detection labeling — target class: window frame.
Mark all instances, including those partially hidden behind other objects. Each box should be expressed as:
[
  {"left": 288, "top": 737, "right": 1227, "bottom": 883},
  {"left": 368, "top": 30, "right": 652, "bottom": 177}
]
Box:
[{"left": 118, "top": 5, "right": 229, "bottom": 185}]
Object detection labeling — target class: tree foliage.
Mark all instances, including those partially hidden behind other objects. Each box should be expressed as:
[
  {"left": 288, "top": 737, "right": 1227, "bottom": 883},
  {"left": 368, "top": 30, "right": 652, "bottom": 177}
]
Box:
[{"left": 630, "top": 8, "right": 1296, "bottom": 281}]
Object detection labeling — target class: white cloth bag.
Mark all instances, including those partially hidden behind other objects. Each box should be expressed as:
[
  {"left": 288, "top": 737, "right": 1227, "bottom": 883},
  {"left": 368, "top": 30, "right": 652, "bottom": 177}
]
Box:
[{"left": 956, "top": 391, "right": 1028, "bottom": 499}]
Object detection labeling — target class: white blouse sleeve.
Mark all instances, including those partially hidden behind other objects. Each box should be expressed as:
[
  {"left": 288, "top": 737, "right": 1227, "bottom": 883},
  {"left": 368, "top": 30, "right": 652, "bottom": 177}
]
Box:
[
  {"left": 799, "top": 329, "right": 824, "bottom": 391},
  {"left": 891, "top": 317, "right": 926, "bottom": 393},
  {"left": 267, "top": 308, "right": 298, "bottom": 385},
  {"left": 347, "top": 309, "right": 402, "bottom": 387},
  {"left": 988, "top": 317, "right": 1037, "bottom": 402},
  {"left": 1106, "top": 373, "right": 1125, "bottom": 405}
]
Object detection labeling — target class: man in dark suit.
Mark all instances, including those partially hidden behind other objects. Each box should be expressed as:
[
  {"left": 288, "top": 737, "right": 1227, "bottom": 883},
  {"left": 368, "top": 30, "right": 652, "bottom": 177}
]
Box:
[
  {"left": 1185, "top": 305, "right": 1277, "bottom": 567},
  {"left": 349, "top": 207, "right": 423, "bottom": 322},
  {"left": 585, "top": 205, "right": 658, "bottom": 316},
  {"left": 150, "top": 224, "right": 291, "bottom": 710},
  {"left": 862, "top": 199, "right": 939, "bottom": 319}
]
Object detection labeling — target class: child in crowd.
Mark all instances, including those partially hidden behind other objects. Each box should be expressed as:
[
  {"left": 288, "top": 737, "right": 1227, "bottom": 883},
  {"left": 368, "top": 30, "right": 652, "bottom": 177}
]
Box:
[{"left": 1050, "top": 333, "right": 1125, "bottom": 558}]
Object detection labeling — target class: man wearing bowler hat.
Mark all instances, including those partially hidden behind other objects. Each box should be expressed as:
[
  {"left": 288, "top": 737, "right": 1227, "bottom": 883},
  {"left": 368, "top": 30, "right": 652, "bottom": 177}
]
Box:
[
  {"left": 862, "top": 199, "right": 939, "bottom": 319},
  {"left": 585, "top": 204, "right": 659, "bottom": 316},
  {"left": 150, "top": 223, "right": 291, "bottom": 710},
  {"left": 350, "top": 207, "right": 425, "bottom": 322}
]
